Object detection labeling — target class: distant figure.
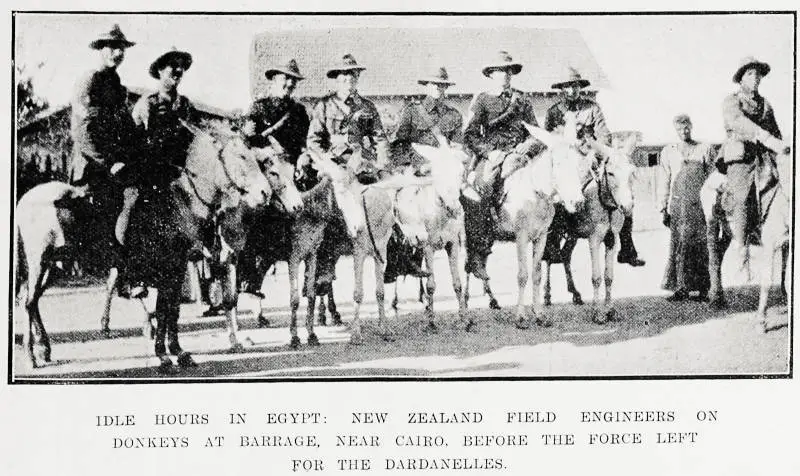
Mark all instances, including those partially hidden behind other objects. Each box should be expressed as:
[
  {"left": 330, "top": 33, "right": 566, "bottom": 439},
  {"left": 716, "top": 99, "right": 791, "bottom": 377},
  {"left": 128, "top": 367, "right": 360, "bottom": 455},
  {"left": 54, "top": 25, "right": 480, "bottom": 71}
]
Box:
[{"left": 658, "top": 114, "right": 714, "bottom": 301}]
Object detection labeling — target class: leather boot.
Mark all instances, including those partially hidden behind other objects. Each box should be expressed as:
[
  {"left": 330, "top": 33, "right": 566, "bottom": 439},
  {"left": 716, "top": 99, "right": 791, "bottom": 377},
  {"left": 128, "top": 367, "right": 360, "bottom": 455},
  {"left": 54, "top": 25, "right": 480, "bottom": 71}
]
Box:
[{"left": 466, "top": 254, "right": 490, "bottom": 281}]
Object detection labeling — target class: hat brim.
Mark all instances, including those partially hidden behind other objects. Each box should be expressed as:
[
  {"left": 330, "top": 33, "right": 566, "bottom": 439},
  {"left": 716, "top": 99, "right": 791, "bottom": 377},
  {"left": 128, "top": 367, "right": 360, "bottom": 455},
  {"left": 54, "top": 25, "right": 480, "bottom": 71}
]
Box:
[
  {"left": 90, "top": 38, "right": 136, "bottom": 50},
  {"left": 265, "top": 68, "right": 305, "bottom": 80},
  {"left": 326, "top": 66, "right": 366, "bottom": 79},
  {"left": 733, "top": 61, "right": 770, "bottom": 83},
  {"left": 149, "top": 51, "right": 193, "bottom": 79},
  {"left": 482, "top": 63, "right": 522, "bottom": 77},
  {"left": 551, "top": 78, "right": 591, "bottom": 90},
  {"left": 417, "top": 78, "right": 455, "bottom": 86}
]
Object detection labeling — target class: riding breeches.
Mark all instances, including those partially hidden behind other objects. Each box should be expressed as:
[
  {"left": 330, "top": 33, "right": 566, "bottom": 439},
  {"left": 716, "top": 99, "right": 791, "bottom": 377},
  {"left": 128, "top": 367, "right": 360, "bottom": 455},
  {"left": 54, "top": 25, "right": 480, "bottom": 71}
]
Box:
[
  {"left": 725, "top": 161, "right": 759, "bottom": 246},
  {"left": 460, "top": 194, "right": 495, "bottom": 261}
]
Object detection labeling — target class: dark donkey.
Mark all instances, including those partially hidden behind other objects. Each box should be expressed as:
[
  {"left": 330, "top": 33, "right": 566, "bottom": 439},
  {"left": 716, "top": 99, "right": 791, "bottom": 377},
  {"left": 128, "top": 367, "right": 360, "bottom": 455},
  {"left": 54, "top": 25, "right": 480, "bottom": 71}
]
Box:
[{"left": 15, "top": 123, "right": 272, "bottom": 372}]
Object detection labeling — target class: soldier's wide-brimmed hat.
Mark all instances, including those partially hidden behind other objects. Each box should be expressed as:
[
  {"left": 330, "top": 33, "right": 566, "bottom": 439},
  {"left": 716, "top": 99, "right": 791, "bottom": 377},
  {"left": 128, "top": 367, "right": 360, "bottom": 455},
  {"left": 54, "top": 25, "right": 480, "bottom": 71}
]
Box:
[
  {"left": 673, "top": 113, "right": 692, "bottom": 125},
  {"left": 326, "top": 54, "right": 366, "bottom": 79},
  {"left": 552, "top": 67, "right": 591, "bottom": 89},
  {"left": 149, "top": 47, "right": 193, "bottom": 79},
  {"left": 482, "top": 51, "right": 523, "bottom": 77},
  {"left": 265, "top": 59, "right": 305, "bottom": 80},
  {"left": 732, "top": 56, "right": 771, "bottom": 83},
  {"left": 89, "top": 24, "right": 136, "bottom": 50},
  {"left": 418, "top": 67, "right": 455, "bottom": 86}
]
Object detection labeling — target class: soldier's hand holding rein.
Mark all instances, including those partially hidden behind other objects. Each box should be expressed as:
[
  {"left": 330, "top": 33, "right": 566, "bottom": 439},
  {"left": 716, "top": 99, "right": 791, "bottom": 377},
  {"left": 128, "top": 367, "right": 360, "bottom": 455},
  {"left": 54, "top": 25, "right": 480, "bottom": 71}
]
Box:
[{"left": 757, "top": 128, "right": 791, "bottom": 155}]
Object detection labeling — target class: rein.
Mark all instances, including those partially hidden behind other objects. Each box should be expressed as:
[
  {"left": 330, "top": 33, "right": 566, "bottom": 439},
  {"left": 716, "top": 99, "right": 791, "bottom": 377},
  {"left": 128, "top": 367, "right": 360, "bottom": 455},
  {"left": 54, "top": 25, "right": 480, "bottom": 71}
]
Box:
[{"left": 361, "top": 188, "right": 384, "bottom": 264}]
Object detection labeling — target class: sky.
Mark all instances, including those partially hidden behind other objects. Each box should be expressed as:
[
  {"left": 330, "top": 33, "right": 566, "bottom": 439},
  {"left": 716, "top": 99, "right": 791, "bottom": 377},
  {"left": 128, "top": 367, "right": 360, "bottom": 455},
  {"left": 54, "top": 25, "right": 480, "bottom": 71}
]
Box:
[{"left": 14, "top": 13, "right": 795, "bottom": 144}]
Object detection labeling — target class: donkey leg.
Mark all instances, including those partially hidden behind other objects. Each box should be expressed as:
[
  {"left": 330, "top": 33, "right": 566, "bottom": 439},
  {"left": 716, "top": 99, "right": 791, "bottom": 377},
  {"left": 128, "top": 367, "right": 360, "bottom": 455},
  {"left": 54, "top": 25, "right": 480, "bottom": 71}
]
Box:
[
  {"left": 446, "top": 242, "right": 471, "bottom": 331},
  {"left": 484, "top": 279, "right": 501, "bottom": 310},
  {"left": 328, "top": 287, "right": 342, "bottom": 326},
  {"left": 423, "top": 246, "right": 438, "bottom": 333},
  {"left": 562, "top": 237, "right": 583, "bottom": 305},
  {"left": 543, "top": 262, "right": 552, "bottom": 307},
  {"left": 374, "top": 254, "right": 393, "bottom": 341},
  {"left": 25, "top": 260, "right": 51, "bottom": 367},
  {"left": 588, "top": 235, "right": 605, "bottom": 324},
  {"left": 223, "top": 263, "right": 245, "bottom": 352},
  {"left": 391, "top": 281, "right": 399, "bottom": 318},
  {"left": 288, "top": 256, "right": 302, "bottom": 349},
  {"left": 100, "top": 267, "right": 118, "bottom": 335},
  {"left": 756, "top": 246, "right": 773, "bottom": 332},
  {"left": 604, "top": 233, "right": 620, "bottom": 322},
  {"left": 305, "top": 256, "right": 320, "bottom": 347},
  {"left": 515, "top": 236, "right": 531, "bottom": 329},
  {"left": 257, "top": 296, "right": 270, "bottom": 328},
  {"left": 707, "top": 217, "right": 727, "bottom": 309},
  {"left": 350, "top": 250, "right": 366, "bottom": 345},
  {"left": 531, "top": 235, "right": 552, "bottom": 328}
]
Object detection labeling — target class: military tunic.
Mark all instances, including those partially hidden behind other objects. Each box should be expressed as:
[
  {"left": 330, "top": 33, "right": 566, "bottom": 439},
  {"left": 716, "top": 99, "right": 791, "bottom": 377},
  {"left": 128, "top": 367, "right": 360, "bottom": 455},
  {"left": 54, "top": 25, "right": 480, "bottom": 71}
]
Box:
[
  {"left": 307, "top": 92, "right": 387, "bottom": 163},
  {"left": 131, "top": 91, "right": 197, "bottom": 187},
  {"left": 244, "top": 96, "right": 310, "bottom": 164},
  {"left": 544, "top": 96, "right": 611, "bottom": 145},
  {"left": 463, "top": 88, "right": 539, "bottom": 161},
  {"left": 391, "top": 96, "right": 463, "bottom": 167},
  {"left": 721, "top": 89, "right": 782, "bottom": 245},
  {"left": 70, "top": 67, "right": 138, "bottom": 185}
]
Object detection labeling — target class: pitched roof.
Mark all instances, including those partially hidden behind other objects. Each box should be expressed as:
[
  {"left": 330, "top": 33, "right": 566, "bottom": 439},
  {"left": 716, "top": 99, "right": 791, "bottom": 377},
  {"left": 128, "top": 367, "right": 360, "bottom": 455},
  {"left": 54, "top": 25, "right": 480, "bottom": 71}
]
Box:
[{"left": 250, "top": 27, "right": 610, "bottom": 99}]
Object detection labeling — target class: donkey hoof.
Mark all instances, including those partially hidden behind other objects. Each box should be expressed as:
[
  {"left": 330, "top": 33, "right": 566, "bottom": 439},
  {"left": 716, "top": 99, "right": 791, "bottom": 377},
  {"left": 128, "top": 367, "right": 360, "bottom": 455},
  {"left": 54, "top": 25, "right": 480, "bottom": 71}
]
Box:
[
  {"left": 543, "top": 296, "right": 552, "bottom": 307},
  {"left": 424, "top": 322, "right": 439, "bottom": 334},
  {"left": 331, "top": 313, "right": 343, "bottom": 326},
  {"left": 591, "top": 308, "right": 607, "bottom": 324},
  {"left": 307, "top": 333, "right": 321, "bottom": 347},
  {"left": 349, "top": 333, "right": 364, "bottom": 346},
  {"left": 157, "top": 356, "right": 176, "bottom": 374},
  {"left": 515, "top": 318, "right": 530, "bottom": 330},
  {"left": 465, "top": 321, "right": 478, "bottom": 333},
  {"left": 489, "top": 299, "right": 502, "bottom": 310},
  {"left": 535, "top": 317, "right": 554, "bottom": 328},
  {"left": 257, "top": 315, "right": 270, "bottom": 328},
  {"left": 229, "top": 342, "right": 246, "bottom": 353},
  {"left": 573, "top": 294, "right": 584, "bottom": 305},
  {"left": 605, "top": 308, "right": 620, "bottom": 322},
  {"left": 289, "top": 336, "right": 302, "bottom": 349},
  {"left": 177, "top": 352, "right": 198, "bottom": 368}
]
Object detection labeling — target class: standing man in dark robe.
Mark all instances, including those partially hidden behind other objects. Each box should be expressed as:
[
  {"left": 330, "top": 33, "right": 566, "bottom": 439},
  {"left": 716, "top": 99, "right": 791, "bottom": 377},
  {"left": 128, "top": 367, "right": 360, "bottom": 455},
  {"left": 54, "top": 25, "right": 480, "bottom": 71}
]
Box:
[
  {"left": 658, "top": 114, "right": 714, "bottom": 301},
  {"left": 306, "top": 54, "right": 389, "bottom": 295},
  {"left": 238, "top": 59, "right": 310, "bottom": 296},
  {"left": 69, "top": 24, "right": 138, "bottom": 273},
  {"left": 462, "top": 51, "right": 543, "bottom": 280},
  {"left": 721, "top": 57, "right": 789, "bottom": 268},
  {"left": 384, "top": 66, "right": 462, "bottom": 282},
  {"left": 542, "top": 67, "right": 645, "bottom": 267}
]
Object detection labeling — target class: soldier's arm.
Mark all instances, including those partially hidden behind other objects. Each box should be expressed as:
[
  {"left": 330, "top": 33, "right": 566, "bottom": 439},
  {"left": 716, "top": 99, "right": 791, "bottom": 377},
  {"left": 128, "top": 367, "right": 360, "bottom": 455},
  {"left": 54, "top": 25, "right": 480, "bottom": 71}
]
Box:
[
  {"left": 762, "top": 100, "right": 782, "bottom": 140},
  {"left": 447, "top": 110, "right": 464, "bottom": 144},
  {"left": 131, "top": 95, "right": 151, "bottom": 129},
  {"left": 369, "top": 102, "right": 388, "bottom": 141},
  {"left": 657, "top": 146, "right": 672, "bottom": 212},
  {"left": 463, "top": 95, "right": 491, "bottom": 158},
  {"left": 722, "top": 94, "right": 769, "bottom": 141},
  {"left": 391, "top": 103, "right": 414, "bottom": 145},
  {"left": 284, "top": 103, "right": 311, "bottom": 159},
  {"left": 306, "top": 100, "right": 330, "bottom": 156},
  {"left": 591, "top": 103, "right": 612, "bottom": 146},
  {"left": 240, "top": 101, "right": 261, "bottom": 145}
]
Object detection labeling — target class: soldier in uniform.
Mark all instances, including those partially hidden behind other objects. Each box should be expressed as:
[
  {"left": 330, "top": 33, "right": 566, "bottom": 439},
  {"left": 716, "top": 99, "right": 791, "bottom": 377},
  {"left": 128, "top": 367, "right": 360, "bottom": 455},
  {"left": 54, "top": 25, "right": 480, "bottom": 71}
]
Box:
[
  {"left": 542, "top": 68, "right": 645, "bottom": 267},
  {"left": 721, "top": 56, "right": 789, "bottom": 266},
  {"left": 306, "top": 54, "right": 389, "bottom": 294},
  {"left": 118, "top": 47, "right": 196, "bottom": 297},
  {"left": 238, "top": 59, "right": 310, "bottom": 296},
  {"left": 462, "top": 51, "right": 542, "bottom": 280},
  {"left": 69, "top": 24, "right": 138, "bottom": 273},
  {"left": 384, "top": 66, "right": 462, "bottom": 282}
]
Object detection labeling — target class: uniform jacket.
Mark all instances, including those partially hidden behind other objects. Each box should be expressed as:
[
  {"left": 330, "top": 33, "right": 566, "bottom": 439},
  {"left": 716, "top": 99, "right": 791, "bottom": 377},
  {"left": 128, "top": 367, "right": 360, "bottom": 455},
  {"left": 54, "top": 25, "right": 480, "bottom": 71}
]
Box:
[
  {"left": 721, "top": 90, "right": 781, "bottom": 164},
  {"left": 390, "top": 96, "right": 463, "bottom": 166},
  {"left": 544, "top": 96, "right": 611, "bottom": 145},
  {"left": 69, "top": 67, "right": 137, "bottom": 183},
  {"left": 244, "top": 96, "right": 310, "bottom": 164},
  {"left": 131, "top": 91, "right": 197, "bottom": 172},
  {"left": 463, "top": 88, "right": 540, "bottom": 160},
  {"left": 307, "top": 92, "right": 387, "bottom": 159}
]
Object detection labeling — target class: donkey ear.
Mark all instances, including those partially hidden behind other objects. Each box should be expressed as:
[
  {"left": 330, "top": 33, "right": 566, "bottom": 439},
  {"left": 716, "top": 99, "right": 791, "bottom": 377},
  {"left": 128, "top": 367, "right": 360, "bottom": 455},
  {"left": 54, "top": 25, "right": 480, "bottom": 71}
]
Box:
[
  {"left": 411, "top": 143, "right": 441, "bottom": 162},
  {"left": 521, "top": 122, "right": 558, "bottom": 149}
]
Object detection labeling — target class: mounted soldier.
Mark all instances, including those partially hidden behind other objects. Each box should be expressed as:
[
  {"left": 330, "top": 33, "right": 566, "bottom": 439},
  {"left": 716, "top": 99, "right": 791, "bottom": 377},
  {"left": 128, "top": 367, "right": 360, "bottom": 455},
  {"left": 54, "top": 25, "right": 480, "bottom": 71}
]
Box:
[
  {"left": 238, "top": 59, "right": 310, "bottom": 297},
  {"left": 462, "top": 51, "right": 543, "bottom": 280},
  {"left": 542, "top": 67, "right": 645, "bottom": 267},
  {"left": 114, "top": 47, "right": 197, "bottom": 297},
  {"left": 721, "top": 56, "right": 789, "bottom": 268},
  {"left": 69, "top": 24, "right": 139, "bottom": 275},
  {"left": 384, "top": 66, "right": 462, "bottom": 282},
  {"left": 305, "top": 53, "right": 389, "bottom": 294}
]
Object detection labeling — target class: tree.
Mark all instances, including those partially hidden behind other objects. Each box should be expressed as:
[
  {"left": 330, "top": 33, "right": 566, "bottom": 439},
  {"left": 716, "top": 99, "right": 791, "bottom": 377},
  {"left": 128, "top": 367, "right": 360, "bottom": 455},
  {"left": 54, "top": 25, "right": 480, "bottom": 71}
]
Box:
[{"left": 16, "top": 62, "right": 49, "bottom": 126}]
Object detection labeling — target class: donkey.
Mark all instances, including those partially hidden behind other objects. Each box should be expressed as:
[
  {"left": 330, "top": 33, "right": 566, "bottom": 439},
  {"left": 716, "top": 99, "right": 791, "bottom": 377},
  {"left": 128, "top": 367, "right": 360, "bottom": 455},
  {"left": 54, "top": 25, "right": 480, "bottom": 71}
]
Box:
[
  {"left": 15, "top": 124, "right": 272, "bottom": 371},
  {"left": 542, "top": 135, "right": 639, "bottom": 323}
]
